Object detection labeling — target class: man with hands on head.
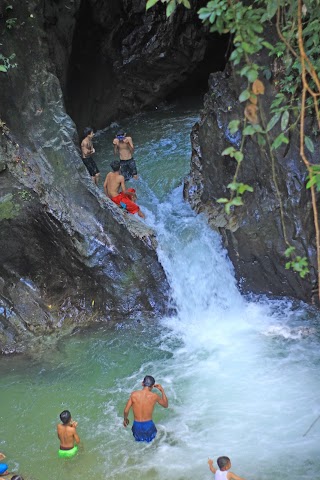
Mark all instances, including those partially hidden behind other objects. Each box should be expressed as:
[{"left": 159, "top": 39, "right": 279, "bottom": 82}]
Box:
[{"left": 123, "top": 375, "right": 168, "bottom": 442}]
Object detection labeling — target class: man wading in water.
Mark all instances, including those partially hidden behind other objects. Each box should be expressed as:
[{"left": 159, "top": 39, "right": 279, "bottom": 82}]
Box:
[
  {"left": 57, "top": 410, "right": 80, "bottom": 458},
  {"left": 113, "top": 130, "right": 138, "bottom": 181},
  {"left": 123, "top": 375, "right": 168, "bottom": 442}
]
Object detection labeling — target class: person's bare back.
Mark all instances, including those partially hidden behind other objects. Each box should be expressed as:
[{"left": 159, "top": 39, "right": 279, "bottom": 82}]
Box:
[
  {"left": 129, "top": 388, "right": 162, "bottom": 422},
  {"left": 104, "top": 171, "right": 124, "bottom": 198},
  {"left": 57, "top": 422, "right": 79, "bottom": 449}
]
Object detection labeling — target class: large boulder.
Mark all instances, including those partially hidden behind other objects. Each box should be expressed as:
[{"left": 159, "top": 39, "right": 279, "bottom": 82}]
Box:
[{"left": 184, "top": 69, "right": 318, "bottom": 303}]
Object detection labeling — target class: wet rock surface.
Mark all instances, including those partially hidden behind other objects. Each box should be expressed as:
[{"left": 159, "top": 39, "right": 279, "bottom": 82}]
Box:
[
  {"left": 184, "top": 70, "right": 317, "bottom": 303},
  {"left": 0, "top": 0, "right": 174, "bottom": 354}
]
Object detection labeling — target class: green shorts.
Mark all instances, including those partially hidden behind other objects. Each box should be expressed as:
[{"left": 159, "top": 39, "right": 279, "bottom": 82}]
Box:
[{"left": 58, "top": 445, "right": 78, "bottom": 459}]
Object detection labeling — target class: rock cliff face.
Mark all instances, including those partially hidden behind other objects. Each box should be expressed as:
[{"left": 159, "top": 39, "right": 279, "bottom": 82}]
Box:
[
  {"left": 44, "top": 0, "right": 227, "bottom": 131},
  {"left": 0, "top": 0, "right": 228, "bottom": 353},
  {"left": 184, "top": 69, "right": 317, "bottom": 303}
]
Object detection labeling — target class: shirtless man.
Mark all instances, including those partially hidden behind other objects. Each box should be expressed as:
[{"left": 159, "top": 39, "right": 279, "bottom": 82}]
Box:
[
  {"left": 104, "top": 160, "right": 145, "bottom": 218},
  {"left": 81, "top": 127, "right": 100, "bottom": 185},
  {"left": 123, "top": 375, "right": 168, "bottom": 442},
  {"left": 113, "top": 130, "right": 138, "bottom": 181},
  {"left": 57, "top": 410, "right": 80, "bottom": 459}
]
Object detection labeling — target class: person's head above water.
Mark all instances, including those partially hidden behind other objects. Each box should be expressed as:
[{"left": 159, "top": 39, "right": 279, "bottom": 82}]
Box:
[
  {"left": 110, "top": 160, "right": 121, "bottom": 172},
  {"left": 142, "top": 375, "right": 155, "bottom": 387},
  {"left": 84, "top": 126, "right": 94, "bottom": 138},
  {"left": 217, "top": 456, "right": 231, "bottom": 470},
  {"left": 116, "top": 130, "right": 126, "bottom": 141},
  {"left": 60, "top": 410, "right": 72, "bottom": 425},
  {"left": 11, "top": 476, "right": 24, "bottom": 480}
]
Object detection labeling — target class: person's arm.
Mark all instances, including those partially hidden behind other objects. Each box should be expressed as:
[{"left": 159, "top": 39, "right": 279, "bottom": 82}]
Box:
[
  {"left": 154, "top": 384, "right": 168, "bottom": 408},
  {"left": 113, "top": 139, "right": 119, "bottom": 155},
  {"left": 123, "top": 396, "right": 133, "bottom": 427},
  {"left": 208, "top": 458, "right": 217, "bottom": 474},
  {"left": 73, "top": 427, "right": 80, "bottom": 445},
  {"left": 120, "top": 177, "right": 134, "bottom": 197},
  {"left": 127, "top": 137, "right": 134, "bottom": 155},
  {"left": 228, "top": 472, "right": 246, "bottom": 480},
  {"left": 0, "top": 453, "right": 5, "bottom": 461},
  {"left": 103, "top": 175, "right": 109, "bottom": 196}
]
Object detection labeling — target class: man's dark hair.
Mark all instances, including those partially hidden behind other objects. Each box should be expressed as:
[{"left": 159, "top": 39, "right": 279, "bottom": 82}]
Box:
[
  {"left": 217, "top": 457, "right": 230, "bottom": 469},
  {"left": 117, "top": 130, "right": 125, "bottom": 137},
  {"left": 143, "top": 375, "right": 155, "bottom": 387},
  {"left": 11, "top": 476, "right": 24, "bottom": 480},
  {"left": 60, "top": 410, "right": 71, "bottom": 425},
  {"left": 84, "top": 127, "right": 93, "bottom": 138},
  {"left": 110, "top": 160, "right": 121, "bottom": 172}
]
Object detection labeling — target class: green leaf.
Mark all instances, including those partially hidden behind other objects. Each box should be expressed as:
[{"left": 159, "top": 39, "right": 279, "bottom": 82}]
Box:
[
  {"left": 262, "top": 41, "right": 274, "bottom": 50},
  {"left": 146, "top": 0, "right": 159, "bottom": 9},
  {"left": 243, "top": 125, "right": 256, "bottom": 136},
  {"left": 239, "top": 89, "right": 251, "bottom": 102},
  {"left": 266, "top": 112, "right": 281, "bottom": 132},
  {"left": 166, "top": 0, "right": 176, "bottom": 17},
  {"left": 217, "top": 198, "right": 229, "bottom": 204},
  {"left": 247, "top": 68, "right": 258, "bottom": 82},
  {"left": 285, "top": 246, "right": 295, "bottom": 258},
  {"left": 228, "top": 120, "right": 240, "bottom": 134},
  {"left": 181, "top": 0, "right": 191, "bottom": 7},
  {"left": 0, "top": 65, "right": 7, "bottom": 72},
  {"left": 231, "top": 197, "right": 243, "bottom": 206},
  {"left": 234, "top": 151, "right": 244, "bottom": 163},
  {"left": 271, "top": 133, "right": 289, "bottom": 150},
  {"left": 222, "top": 146, "right": 236, "bottom": 156},
  {"left": 257, "top": 133, "right": 266, "bottom": 146},
  {"left": 305, "top": 136, "right": 314, "bottom": 153},
  {"left": 281, "top": 110, "right": 289, "bottom": 131}
]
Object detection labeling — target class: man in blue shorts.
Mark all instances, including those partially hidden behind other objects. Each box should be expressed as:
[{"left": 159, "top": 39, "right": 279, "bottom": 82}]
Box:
[{"left": 123, "top": 375, "right": 168, "bottom": 442}]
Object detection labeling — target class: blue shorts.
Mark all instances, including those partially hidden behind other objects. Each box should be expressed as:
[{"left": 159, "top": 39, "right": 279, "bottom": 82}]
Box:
[
  {"left": 132, "top": 420, "right": 157, "bottom": 442},
  {"left": 0, "top": 464, "right": 8, "bottom": 474}
]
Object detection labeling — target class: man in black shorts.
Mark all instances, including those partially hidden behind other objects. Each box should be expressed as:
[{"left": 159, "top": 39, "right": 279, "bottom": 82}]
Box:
[
  {"left": 81, "top": 127, "right": 100, "bottom": 185},
  {"left": 113, "top": 130, "right": 138, "bottom": 181}
]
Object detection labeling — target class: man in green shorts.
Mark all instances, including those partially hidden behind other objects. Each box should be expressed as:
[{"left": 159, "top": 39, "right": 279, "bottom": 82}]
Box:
[{"left": 57, "top": 410, "right": 80, "bottom": 458}]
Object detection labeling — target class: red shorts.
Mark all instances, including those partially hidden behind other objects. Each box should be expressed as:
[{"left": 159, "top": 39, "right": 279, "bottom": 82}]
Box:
[{"left": 111, "top": 188, "right": 139, "bottom": 214}]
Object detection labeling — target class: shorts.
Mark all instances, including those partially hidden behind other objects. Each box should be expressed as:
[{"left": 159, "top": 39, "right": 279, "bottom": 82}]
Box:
[
  {"left": 111, "top": 188, "right": 140, "bottom": 214},
  {"left": 120, "top": 158, "right": 137, "bottom": 181},
  {"left": 58, "top": 445, "right": 78, "bottom": 459},
  {"left": 132, "top": 420, "right": 157, "bottom": 442},
  {"left": 0, "top": 464, "right": 8, "bottom": 474},
  {"left": 83, "top": 157, "right": 99, "bottom": 177}
]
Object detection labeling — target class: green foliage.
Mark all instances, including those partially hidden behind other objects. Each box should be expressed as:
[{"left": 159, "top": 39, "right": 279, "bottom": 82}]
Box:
[
  {"left": 0, "top": 52, "right": 17, "bottom": 73},
  {"left": 306, "top": 165, "right": 320, "bottom": 191},
  {"left": 285, "top": 247, "right": 309, "bottom": 278},
  {"left": 5, "top": 17, "right": 17, "bottom": 29}
]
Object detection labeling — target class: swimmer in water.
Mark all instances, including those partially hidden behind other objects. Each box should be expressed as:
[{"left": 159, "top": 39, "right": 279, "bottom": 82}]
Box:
[
  {"left": 0, "top": 453, "right": 10, "bottom": 479},
  {"left": 57, "top": 410, "right": 80, "bottom": 458},
  {"left": 123, "top": 375, "right": 168, "bottom": 442},
  {"left": 208, "top": 456, "right": 246, "bottom": 480}
]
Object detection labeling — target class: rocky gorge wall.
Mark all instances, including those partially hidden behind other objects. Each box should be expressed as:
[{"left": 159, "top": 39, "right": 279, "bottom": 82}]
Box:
[
  {"left": 0, "top": 0, "right": 226, "bottom": 354},
  {"left": 184, "top": 67, "right": 318, "bottom": 304}
]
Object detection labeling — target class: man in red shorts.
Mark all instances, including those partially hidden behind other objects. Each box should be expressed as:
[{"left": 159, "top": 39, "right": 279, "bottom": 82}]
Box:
[{"left": 104, "top": 160, "right": 145, "bottom": 218}]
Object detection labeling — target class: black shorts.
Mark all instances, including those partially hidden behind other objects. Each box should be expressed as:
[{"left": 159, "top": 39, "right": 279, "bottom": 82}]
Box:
[
  {"left": 83, "top": 157, "right": 99, "bottom": 177},
  {"left": 120, "top": 158, "right": 137, "bottom": 181}
]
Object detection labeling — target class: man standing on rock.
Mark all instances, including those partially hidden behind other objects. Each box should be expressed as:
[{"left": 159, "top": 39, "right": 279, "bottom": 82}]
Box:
[
  {"left": 81, "top": 127, "right": 100, "bottom": 185},
  {"left": 113, "top": 129, "right": 138, "bottom": 181},
  {"left": 123, "top": 375, "right": 168, "bottom": 442}
]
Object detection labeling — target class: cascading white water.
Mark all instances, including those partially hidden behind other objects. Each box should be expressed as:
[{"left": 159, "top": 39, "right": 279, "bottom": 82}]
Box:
[{"left": 0, "top": 101, "right": 319, "bottom": 480}]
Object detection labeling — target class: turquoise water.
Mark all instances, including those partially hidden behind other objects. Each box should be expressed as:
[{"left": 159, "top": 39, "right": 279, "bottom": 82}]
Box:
[{"left": 1, "top": 99, "right": 320, "bottom": 480}]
